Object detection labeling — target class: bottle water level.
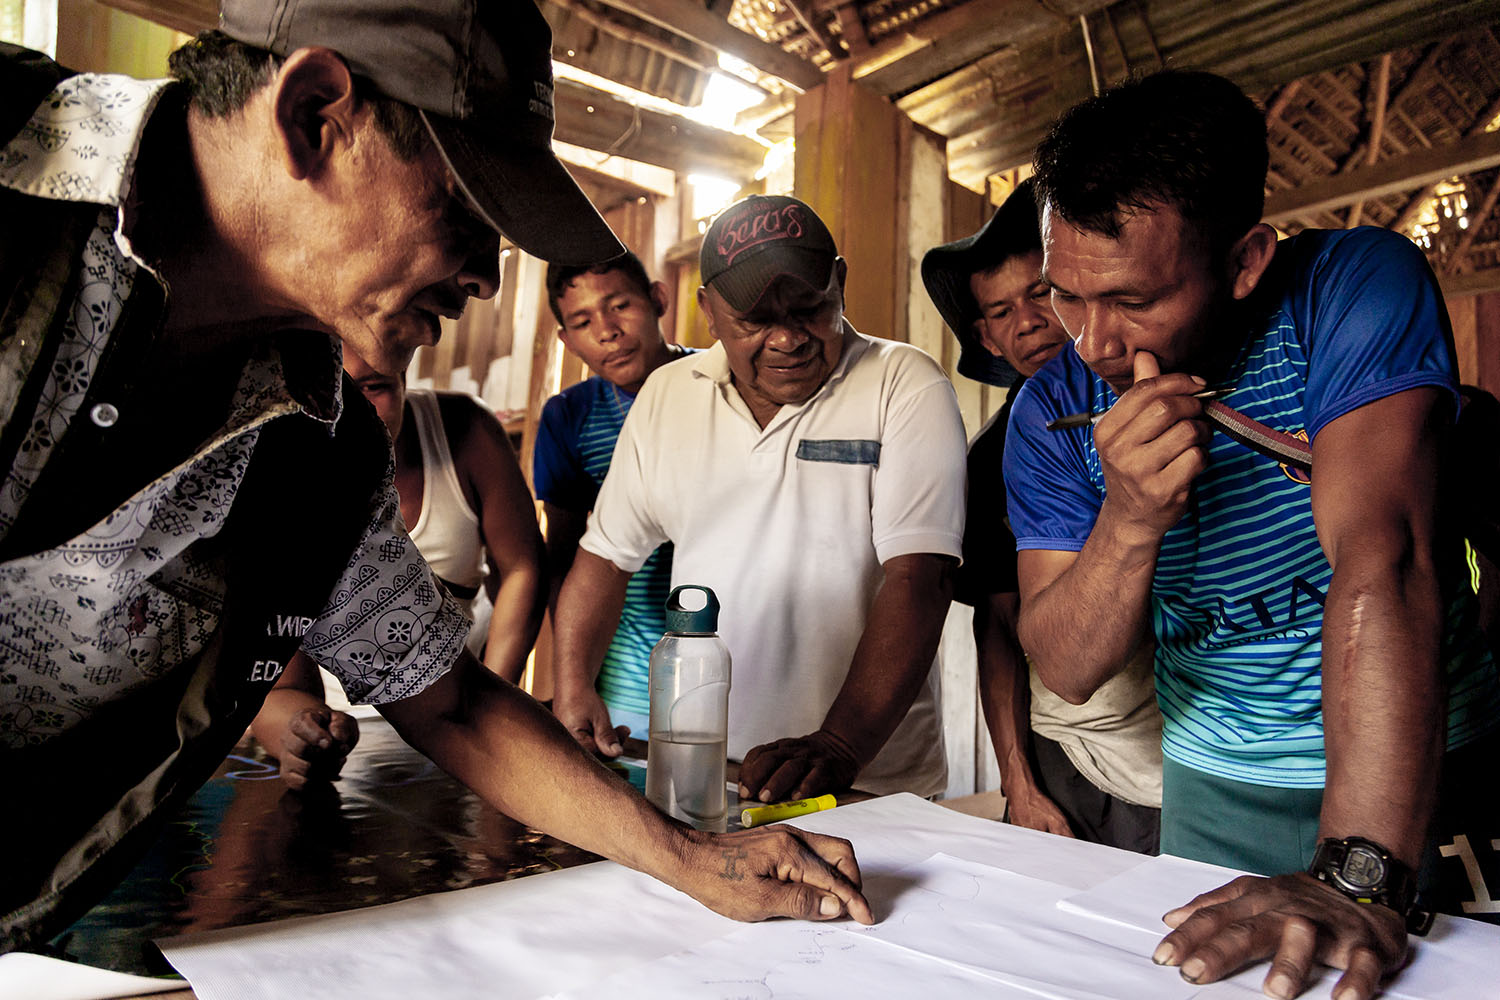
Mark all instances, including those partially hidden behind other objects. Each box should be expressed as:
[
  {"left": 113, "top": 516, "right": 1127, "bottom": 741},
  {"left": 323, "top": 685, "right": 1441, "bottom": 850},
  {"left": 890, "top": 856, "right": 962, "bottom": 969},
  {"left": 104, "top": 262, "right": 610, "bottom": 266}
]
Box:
[{"left": 645, "top": 733, "right": 728, "bottom": 832}]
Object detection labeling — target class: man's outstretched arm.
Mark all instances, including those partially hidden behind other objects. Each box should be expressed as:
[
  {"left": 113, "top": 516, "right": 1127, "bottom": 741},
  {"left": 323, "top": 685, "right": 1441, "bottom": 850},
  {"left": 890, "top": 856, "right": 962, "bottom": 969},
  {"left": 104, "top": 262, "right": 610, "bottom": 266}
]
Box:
[
  {"left": 378, "top": 649, "right": 873, "bottom": 924},
  {"left": 1152, "top": 387, "right": 1448, "bottom": 1000},
  {"left": 738, "top": 552, "right": 956, "bottom": 803}
]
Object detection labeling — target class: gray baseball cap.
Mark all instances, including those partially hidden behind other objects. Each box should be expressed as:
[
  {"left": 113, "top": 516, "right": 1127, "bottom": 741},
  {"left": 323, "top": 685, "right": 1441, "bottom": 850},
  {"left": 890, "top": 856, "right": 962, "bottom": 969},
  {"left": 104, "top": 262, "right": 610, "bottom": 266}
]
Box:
[{"left": 219, "top": 0, "right": 623, "bottom": 266}]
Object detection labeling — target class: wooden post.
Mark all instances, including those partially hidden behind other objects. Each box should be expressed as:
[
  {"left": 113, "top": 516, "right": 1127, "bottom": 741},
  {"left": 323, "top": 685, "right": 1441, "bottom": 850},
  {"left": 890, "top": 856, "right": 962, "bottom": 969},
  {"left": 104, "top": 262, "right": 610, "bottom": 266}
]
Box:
[{"left": 794, "top": 65, "right": 902, "bottom": 341}]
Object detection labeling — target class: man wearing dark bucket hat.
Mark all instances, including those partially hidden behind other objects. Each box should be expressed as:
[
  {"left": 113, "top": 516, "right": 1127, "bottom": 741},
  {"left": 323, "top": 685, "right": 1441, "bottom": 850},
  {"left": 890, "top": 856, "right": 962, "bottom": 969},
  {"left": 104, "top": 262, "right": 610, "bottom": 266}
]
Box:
[
  {"left": 0, "top": 2, "right": 871, "bottom": 951},
  {"left": 553, "top": 194, "right": 967, "bottom": 805},
  {"left": 922, "top": 179, "right": 1162, "bottom": 854}
]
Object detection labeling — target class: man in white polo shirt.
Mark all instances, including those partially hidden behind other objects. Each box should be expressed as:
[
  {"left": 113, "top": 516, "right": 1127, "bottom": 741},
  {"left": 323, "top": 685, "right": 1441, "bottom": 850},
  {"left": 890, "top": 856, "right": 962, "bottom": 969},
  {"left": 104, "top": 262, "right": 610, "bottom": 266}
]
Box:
[{"left": 552, "top": 195, "right": 967, "bottom": 802}]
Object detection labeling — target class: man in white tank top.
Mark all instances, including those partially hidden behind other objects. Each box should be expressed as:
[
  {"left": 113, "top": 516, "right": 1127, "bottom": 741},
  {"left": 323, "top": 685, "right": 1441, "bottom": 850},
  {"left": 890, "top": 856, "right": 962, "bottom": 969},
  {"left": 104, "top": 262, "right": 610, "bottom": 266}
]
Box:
[{"left": 250, "top": 351, "right": 545, "bottom": 788}]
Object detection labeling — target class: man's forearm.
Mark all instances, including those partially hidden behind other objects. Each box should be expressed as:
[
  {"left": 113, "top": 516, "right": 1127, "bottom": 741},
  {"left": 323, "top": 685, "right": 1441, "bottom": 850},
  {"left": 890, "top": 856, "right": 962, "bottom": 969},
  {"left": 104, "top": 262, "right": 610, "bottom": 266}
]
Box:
[
  {"left": 1311, "top": 387, "right": 1451, "bottom": 869},
  {"left": 974, "top": 596, "right": 1041, "bottom": 796},
  {"left": 541, "top": 502, "right": 586, "bottom": 626},
  {"left": 1018, "top": 500, "right": 1159, "bottom": 704},
  {"left": 1319, "top": 546, "right": 1444, "bottom": 866},
  {"left": 483, "top": 564, "right": 546, "bottom": 684},
  {"left": 818, "top": 554, "right": 954, "bottom": 769},
  {"left": 552, "top": 549, "right": 630, "bottom": 700},
  {"left": 381, "top": 652, "right": 876, "bottom": 927},
  {"left": 382, "top": 657, "right": 685, "bottom": 877}
]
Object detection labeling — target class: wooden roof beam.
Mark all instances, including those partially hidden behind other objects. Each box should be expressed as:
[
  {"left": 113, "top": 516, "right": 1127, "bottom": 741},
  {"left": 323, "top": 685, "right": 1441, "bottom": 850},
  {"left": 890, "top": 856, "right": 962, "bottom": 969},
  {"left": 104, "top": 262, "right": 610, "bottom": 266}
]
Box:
[
  {"left": 852, "top": 0, "right": 1116, "bottom": 98},
  {"left": 1389, "top": 89, "right": 1500, "bottom": 233},
  {"left": 1446, "top": 171, "right": 1500, "bottom": 274},
  {"left": 552, "top": 78, "right": 766, "bottom": 181},
  {"left": 1264, "top": 127, "right": 1500, "bottom": 223},
  {"left": 783, "top": 0, "right": 844, "bottom": 60},
  {"left": 1439, "top": 266, "right": 1500, "bottom": 296},
  {"left": 832, "top": 1, "right": 870, "bottom": 56},
  {"left": 594, "top": 0, "right": 824, "bottom": 91},
  {"left": 1346, "top": 53, "right": 1391, "bottom": 227}
]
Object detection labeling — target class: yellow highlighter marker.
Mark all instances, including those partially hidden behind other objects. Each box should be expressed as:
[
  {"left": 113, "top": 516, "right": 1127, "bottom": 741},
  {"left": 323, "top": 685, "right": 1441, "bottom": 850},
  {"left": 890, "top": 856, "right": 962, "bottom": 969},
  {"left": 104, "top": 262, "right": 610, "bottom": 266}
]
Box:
[{"left": 740, "top": 793, "right": 837, "bottom": 828}]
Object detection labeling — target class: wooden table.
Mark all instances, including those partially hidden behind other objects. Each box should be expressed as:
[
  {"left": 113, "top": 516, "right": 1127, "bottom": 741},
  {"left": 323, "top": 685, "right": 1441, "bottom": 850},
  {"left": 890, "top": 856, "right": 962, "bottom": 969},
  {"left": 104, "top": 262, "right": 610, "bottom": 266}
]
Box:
[{"left": 54, "top": 717, "right": 918, "bottom": 996}]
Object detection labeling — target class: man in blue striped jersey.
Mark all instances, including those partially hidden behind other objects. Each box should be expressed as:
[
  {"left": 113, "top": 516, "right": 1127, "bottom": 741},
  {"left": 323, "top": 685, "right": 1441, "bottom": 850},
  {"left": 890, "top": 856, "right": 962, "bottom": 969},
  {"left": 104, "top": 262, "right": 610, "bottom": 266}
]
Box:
[
  {"left": 1004, "top": 70, "right": 1499, "bottom": 1000},
  {"left": 539, "top": 252, "right": 690, "bottom": 753}
]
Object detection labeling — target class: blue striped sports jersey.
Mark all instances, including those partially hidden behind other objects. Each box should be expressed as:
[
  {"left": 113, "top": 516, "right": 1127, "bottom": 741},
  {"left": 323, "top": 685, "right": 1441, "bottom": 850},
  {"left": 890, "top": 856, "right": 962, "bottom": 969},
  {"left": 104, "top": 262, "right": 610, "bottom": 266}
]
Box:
[
  {"left": 534, "top": 374, "right": 676, "bottom": 721},
  {"left": 1004, "top": 227, "right": 1499, "bottom": 787}
]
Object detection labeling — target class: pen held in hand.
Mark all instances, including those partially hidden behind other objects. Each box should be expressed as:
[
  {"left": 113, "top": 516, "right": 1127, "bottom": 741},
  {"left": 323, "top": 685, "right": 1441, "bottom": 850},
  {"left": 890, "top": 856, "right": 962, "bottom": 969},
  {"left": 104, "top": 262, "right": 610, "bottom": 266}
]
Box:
[{"left": 1045, "top": 387, "right": 1237, "bottom": 431}]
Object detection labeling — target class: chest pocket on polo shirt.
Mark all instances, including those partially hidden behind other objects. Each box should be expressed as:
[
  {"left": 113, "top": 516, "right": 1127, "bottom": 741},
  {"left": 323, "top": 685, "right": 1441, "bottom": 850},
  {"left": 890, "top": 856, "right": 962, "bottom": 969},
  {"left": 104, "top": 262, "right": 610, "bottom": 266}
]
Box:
[{"left": 795, "top": 439, "right": 881, "bottom": 467}]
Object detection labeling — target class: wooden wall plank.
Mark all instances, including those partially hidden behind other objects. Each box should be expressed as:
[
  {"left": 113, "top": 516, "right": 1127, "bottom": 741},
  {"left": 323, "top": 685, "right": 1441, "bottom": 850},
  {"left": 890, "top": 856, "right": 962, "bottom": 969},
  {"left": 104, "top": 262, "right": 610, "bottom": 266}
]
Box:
[
  {"left": 794, "top": 67, "right": 902, "bottom": 341},
  {"left": 906, "top": 123, "right": 950, "bottom": 366},
  {"left": 1474, "top": 289, "right": 1500, "bottom": 396}
]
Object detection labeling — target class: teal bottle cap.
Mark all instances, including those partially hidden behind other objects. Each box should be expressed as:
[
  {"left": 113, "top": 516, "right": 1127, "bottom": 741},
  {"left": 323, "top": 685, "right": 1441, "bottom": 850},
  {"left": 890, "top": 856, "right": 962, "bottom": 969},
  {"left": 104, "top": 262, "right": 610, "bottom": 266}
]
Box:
[{"left": 664, "top": 585, "right": 719, "bottom": 634}]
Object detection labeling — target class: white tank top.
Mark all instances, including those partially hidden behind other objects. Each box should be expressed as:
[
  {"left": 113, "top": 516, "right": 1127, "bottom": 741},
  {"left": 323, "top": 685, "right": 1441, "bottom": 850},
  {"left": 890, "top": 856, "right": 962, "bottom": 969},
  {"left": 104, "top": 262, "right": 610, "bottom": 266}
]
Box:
[{"left": 405, "top": 388, "right": 486, "bottom": 593}]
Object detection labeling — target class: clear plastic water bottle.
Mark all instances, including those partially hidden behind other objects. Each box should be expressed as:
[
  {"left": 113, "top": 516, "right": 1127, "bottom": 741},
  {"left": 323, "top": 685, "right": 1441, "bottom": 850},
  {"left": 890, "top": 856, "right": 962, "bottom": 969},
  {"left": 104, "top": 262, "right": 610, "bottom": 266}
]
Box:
[{"left": 645, "top": 585, "right": 731, "bottom": 832}]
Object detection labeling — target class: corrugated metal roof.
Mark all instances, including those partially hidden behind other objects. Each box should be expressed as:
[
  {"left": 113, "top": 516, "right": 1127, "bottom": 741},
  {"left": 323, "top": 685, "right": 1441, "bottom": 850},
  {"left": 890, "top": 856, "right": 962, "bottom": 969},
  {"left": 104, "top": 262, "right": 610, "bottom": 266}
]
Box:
[{"left": 542, "top": 0, "right": 714, "bottom": 107}]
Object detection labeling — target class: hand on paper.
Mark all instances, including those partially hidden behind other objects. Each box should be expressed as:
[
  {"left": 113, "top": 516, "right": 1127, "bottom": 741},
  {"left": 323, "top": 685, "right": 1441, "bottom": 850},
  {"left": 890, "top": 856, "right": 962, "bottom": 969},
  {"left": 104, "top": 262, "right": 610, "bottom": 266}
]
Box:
[
  {"left": 553, "top": 685, "right": 629, "bottom": 758},
  {"left": 679, "top": 824, "right": 874, "bottom": 925},
  {"left": 1094, "top": 351, "right": 1212, "bottom": 545},
  {"left": 277, "top": 705, "right": 360, "bottom": 791},
  {"left": 1004, "top": 784, "right": 1075, "bottom": 838},
  {"left": 1152, "top": 872, "right": 1407, "bottom": 1000},
  {"left": 739, "top": 730, "right": 860, "bottom": 803}
]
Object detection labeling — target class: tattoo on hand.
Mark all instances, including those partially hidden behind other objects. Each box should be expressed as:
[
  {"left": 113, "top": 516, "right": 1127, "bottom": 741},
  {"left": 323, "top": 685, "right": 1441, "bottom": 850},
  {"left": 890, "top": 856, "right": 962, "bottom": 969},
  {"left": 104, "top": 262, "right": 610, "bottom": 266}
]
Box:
[{"left": 719, "top": 848, "right": 749, "bottom": 881}]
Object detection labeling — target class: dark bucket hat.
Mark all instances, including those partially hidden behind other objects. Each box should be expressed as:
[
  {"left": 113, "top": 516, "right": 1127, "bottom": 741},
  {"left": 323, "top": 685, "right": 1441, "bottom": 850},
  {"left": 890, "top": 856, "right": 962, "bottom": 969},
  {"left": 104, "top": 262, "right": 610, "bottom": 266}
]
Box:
[{"left": 920, "top": 177, "right": 1043, "bottom": 388}]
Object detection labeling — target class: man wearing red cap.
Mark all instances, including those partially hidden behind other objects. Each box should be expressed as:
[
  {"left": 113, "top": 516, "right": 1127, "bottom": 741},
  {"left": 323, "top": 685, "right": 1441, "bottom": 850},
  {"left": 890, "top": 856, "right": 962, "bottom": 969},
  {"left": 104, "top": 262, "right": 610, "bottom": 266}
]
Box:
[
  {"left": 553, "top": 194, "right": 968, "bottom": 805},
  {"left": 0, "top": 1, "right": 870, "bottom": 952}
]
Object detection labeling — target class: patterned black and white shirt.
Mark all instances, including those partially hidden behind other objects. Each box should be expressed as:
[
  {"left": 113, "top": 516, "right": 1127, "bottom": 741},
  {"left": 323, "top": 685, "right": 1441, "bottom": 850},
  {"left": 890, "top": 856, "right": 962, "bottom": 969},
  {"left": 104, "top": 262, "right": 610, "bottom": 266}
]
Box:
[{"left": 0, "top": 71, "right": 469, "bottom": 749}]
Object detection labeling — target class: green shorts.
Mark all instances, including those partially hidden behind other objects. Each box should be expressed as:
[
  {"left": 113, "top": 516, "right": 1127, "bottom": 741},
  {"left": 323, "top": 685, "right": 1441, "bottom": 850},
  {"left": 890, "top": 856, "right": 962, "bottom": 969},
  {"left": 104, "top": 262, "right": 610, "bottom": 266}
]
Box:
[{"left": 1161, "top": 730, "right": 1500, "bottom": 920}]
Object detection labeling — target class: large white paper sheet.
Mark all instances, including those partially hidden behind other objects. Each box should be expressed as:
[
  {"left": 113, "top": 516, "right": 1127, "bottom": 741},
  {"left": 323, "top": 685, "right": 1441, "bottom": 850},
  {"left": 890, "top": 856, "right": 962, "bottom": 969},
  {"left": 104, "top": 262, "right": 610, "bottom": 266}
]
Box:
[
  {"left": 790, "top": 793, "right": 1142, "bottom": 891},
  {"left": 159, "top": 860, "right": 741, "bottom": 1000},
  {"left": 554, "top": 854, "right": 1260, "bottom": 1000},
  {"left": 1385, "top": 914, "right": 1500, "bottom": 1000},
  {"left": 157, "top": 795, "right": 1496, "bottom": 1000},
  {"left": 852, "top": 854, "right": 1207, "bottom": 1000},
  {"left": 1058, "top": 852, "right": 1247, "bottom": 934},
  {"left": 0, "top": 952, "right": 184, "bottom": 1000},
  {"left": 548, "top": 921, "right": 1043, "bottom": 1000}
]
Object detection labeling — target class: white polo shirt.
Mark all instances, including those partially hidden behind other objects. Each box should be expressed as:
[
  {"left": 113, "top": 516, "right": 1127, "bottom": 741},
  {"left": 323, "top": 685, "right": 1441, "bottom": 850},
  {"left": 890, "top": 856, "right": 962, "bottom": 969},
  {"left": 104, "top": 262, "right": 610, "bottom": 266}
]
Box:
[{"left": 580, "top": 327, "right": 967, "bottom": 797}]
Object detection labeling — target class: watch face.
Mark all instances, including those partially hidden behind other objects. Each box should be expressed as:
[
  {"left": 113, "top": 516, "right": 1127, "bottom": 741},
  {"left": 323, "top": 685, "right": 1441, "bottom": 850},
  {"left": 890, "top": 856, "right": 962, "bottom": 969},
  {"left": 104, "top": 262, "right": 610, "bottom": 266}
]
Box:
[{"left": 1341, "top": 845, "right": 1386, "bottom": 890}]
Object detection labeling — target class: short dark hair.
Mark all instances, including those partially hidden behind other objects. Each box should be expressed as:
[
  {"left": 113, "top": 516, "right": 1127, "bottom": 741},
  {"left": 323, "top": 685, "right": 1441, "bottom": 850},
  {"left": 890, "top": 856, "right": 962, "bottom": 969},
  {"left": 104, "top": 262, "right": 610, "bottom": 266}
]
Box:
[
  {"left": 1032, "top": 70, "right": 1268, "bottom": 257},
  {"left": 546, "top": 250, "right": 654, "bottom": 325},
  {"left": 167, "top": 30, "right": 427, "bottom": 161}
]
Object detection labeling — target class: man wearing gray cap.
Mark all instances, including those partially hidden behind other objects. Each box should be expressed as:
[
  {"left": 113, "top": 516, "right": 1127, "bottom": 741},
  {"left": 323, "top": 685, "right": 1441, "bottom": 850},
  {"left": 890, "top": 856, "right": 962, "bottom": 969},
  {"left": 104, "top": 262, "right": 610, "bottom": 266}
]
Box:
[
  {"left": 0, "top": 1, "right": 870, "bottom": 951},
  {"left": 553, "top": 194, "right": 968, "bottom": 805}
]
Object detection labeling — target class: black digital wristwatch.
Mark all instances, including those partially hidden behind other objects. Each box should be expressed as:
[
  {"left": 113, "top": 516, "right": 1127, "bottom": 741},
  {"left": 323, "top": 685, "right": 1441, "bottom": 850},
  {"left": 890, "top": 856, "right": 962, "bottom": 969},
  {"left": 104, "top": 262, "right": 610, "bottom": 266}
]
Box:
[{"left": 1308, "top": 837, "right": 1433, "bottom": 935}]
